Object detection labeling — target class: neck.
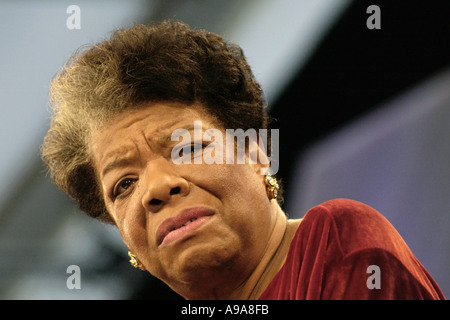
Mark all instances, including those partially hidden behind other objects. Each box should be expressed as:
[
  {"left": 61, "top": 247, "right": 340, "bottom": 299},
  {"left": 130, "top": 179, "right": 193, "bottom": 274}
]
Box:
[
  {"left": 172, "top": 202, "right": 301, "bottom": 300},
  {"left": 229, "top": 203, "right": 300, "bottom": 300}
]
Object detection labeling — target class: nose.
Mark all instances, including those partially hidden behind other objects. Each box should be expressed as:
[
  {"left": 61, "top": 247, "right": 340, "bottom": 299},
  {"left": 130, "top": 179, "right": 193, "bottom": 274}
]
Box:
[{"left": 141, "top": 159, "right": 190, "bottom": 213}]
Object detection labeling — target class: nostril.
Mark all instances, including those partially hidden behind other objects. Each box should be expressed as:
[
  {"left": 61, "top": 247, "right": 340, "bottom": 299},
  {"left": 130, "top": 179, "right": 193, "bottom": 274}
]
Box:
[
  {"left": 147, "top": 187, "right": 183, "bottom": 208},
  {"left": 149, "top": 199, "right": 162, "bottom": 206}
]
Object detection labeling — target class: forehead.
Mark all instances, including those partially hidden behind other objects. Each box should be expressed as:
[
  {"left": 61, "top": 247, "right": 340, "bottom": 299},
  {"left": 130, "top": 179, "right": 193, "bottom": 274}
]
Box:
[
  {"left": 102, "top": 102, "right": 208, "bottom": 130},
  {"left": 89, "top": 101, "right": 219, "bottom": 163}
]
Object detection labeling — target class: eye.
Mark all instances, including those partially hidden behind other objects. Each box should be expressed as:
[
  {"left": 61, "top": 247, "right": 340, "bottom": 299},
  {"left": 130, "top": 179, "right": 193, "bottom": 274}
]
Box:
[
  {"left": 178, "top": 143, "right": 206, "bottom": 157},
  {"left": 113, "top": 177, "right": 136, "bottom": 199}
]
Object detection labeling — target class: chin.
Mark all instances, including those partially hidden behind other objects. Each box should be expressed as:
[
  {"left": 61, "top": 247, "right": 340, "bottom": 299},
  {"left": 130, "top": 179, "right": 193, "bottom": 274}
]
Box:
[{"left": 166, "top": 237, "right": 241, "bottom": 281}]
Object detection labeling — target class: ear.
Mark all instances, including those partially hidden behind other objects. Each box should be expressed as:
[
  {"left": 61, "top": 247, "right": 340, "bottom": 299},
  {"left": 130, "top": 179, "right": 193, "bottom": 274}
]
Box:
[{"left": 248, "top": 132, "right": 270, "bottom": 176}]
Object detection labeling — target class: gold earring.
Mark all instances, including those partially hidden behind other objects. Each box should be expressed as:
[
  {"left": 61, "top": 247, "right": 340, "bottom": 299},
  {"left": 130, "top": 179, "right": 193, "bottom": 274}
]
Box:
[
  {"left": 128, "top": 251, "right": 145, "bottom": 270},
  {"left": 265, "top": 173, "right": 279, "bottom": 200}
]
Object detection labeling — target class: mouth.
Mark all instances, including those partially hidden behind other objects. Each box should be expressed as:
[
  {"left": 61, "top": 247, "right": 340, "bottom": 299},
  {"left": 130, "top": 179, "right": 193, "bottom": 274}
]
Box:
[{"left": 156, "top": 207, "right": 214, "bottom": 246}]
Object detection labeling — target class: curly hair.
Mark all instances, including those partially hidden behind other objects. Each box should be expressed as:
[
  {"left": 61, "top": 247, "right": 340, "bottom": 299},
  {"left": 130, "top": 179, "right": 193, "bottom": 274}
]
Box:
[{"left": 41, "top": 21, "right": 277, "bottom": 224}]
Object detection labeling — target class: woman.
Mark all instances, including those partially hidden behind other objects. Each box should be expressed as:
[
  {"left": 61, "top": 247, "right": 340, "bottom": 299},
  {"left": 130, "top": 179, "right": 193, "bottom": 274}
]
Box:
[{"left": 41, "top": 21, "right": 444, "bottom": 299}]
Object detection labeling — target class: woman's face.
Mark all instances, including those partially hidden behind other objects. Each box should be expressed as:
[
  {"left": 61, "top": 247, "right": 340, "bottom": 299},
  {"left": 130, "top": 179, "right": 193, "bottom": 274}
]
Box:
[{"left": 89, "top": 102, "right": 275, "bottom": 295}]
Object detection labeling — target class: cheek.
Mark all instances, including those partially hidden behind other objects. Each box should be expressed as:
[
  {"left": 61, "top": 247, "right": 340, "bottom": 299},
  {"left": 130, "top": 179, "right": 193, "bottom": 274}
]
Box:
[
  {"left": 113, "top": 198, "right": 169, "bottom": 277},
  {"left": 191, "top": 163, "right": 258, "bottom": 197},
  {"left": 111, "top": 195, "right": 148, "bottom": 250},
  {"left": 216, "top": 166, "right": 267, "bottom": 209},
  {"left": 199, "top": 165, "right": 270, "bottom": 235}
]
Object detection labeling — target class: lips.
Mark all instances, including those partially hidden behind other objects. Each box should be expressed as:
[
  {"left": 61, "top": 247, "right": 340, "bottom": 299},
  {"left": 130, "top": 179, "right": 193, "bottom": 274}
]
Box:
[{"left": 156, "top": 207, "right": 214, "bottom": 246}]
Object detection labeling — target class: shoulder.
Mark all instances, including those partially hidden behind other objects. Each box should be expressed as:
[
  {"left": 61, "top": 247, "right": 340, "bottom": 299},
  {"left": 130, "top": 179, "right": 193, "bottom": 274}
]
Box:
[
  {"left": 300, "top": 198, "right": 404, "bottom": 258},
  {"left": 294, "top": 199, "right": 445, "bottom": 299},
  {"left": 262, "top": 199, "right": 445, "bottom": 299},
  {"left": 305, "top": 198, "right": 386, "bottom": 225}
]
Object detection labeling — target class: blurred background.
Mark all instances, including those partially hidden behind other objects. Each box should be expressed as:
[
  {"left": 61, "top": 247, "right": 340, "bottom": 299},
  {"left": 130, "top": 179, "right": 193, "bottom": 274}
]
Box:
[{"left": 0, "top": 0, "right": 449, "bottom": 299}]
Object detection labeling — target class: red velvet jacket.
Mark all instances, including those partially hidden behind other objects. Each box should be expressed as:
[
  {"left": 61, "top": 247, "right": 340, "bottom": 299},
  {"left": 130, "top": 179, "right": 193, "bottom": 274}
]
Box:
[{"left": 259, "top": 199, "right": 445, "bottom": 300}]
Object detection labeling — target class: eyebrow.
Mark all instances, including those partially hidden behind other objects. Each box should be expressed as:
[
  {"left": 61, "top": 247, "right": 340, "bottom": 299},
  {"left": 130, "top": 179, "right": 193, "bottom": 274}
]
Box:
[
  {"left": 158, "top": 123, "right": 204, "bottom": 144},
  {"left": 100, "top": 122, "right": 209, "bottom": 179},
  {"left": 101, "top": 157, "right": 137, "bottom": 179}
]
